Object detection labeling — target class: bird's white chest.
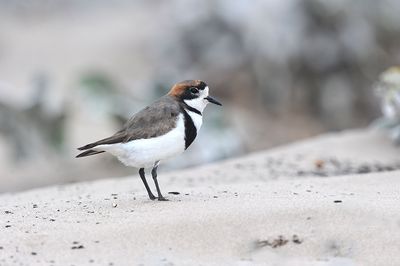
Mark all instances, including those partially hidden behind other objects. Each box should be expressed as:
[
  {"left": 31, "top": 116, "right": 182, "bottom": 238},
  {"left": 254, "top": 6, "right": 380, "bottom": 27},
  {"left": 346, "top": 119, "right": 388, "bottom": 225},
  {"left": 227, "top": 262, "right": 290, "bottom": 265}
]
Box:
[{"left": 98, "top": 114, "right": 186, "bottom": 168}]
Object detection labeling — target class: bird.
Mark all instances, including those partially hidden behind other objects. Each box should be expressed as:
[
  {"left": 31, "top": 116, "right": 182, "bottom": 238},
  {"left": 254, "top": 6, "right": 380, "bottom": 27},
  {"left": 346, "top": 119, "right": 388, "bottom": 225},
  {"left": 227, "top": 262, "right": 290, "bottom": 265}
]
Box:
[{"left": 76, "top": 80, "right": 222, "bottom": 201}]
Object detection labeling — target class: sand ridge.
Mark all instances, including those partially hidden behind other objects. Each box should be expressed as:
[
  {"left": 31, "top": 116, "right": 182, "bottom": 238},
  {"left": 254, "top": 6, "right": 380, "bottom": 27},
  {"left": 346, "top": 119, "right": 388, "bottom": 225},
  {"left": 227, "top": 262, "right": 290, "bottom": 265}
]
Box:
[{"left": 1, "top": 129, "right": 400, "bottom": 266}]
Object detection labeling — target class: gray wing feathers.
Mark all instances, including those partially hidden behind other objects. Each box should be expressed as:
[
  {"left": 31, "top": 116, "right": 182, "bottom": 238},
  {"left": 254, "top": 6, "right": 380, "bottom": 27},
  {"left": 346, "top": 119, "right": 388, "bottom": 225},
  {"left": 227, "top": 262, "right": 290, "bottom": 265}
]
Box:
[
  {"left": 77, "top": 96, "right": 181, "bottom": 153},
  {"left": 121, "top": 96, "right": 181, "bottom": 141}
]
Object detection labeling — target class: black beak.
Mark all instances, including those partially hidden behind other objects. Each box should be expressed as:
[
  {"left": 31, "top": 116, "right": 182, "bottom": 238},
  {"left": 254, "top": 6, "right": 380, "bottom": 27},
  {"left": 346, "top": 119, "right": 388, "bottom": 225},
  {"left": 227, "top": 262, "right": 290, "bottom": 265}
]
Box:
[{"left": 205, "top": 96, "right": 222, "bottom": 106}]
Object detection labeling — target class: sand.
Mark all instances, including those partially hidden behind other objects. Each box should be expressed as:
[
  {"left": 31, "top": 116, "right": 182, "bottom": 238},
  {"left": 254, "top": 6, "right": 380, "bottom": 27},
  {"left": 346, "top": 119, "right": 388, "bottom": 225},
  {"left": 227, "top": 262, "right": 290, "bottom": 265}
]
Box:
[{"left": 1, "top": 129, "right": 400, "bottom": 266}]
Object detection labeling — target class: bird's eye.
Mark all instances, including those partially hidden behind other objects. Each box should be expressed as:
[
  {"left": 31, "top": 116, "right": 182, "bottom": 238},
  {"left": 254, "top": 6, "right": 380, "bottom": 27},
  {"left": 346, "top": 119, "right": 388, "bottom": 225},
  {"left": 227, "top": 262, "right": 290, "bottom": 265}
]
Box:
[{"left": 190, "top": 87, "right": 199, "bottom": 94}]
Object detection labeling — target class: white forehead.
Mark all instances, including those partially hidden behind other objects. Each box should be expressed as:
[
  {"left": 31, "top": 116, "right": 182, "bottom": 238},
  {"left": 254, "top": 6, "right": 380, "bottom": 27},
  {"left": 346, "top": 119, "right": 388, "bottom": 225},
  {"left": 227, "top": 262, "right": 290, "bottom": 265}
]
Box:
[{"left": 202, "top": 86, "right": 209, "bottom": 96}]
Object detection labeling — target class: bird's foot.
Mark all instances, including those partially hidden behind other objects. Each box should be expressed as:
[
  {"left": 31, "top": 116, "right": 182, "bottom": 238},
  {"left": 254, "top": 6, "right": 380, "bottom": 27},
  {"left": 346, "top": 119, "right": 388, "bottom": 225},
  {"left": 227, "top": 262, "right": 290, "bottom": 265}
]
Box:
[
  {"left": 148, "top": 194, "right": 157, "bottom": 201},
  {"left": 157, "top": 196, "right": 169, "bottom": 201}
]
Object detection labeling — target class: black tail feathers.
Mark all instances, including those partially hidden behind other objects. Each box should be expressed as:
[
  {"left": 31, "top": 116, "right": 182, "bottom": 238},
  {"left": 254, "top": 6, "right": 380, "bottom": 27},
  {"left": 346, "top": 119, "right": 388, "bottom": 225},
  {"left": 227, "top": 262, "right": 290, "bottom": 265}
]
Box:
[
  {"left": 76, "top": 133, "right": 126, "bottom": 158},
  {"left": 76, "top": 150, "right": 105, "bottom": 158},
  {"left": 77, "top": 143, "right": 97, "bottom": 151}
]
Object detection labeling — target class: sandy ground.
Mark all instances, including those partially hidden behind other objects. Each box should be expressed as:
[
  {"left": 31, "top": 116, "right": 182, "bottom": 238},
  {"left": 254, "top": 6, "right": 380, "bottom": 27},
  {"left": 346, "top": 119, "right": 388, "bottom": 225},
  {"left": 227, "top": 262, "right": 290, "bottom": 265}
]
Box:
[{"left": 1, "top": 129, "right": 400, "bottom": 266}]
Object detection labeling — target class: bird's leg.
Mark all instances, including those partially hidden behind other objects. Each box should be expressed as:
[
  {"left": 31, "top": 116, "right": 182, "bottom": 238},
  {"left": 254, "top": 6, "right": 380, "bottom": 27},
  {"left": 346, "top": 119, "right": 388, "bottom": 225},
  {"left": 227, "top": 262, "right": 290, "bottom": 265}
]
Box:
[
  {"left": 139, "top": 168, "right": 156, "bottom": 200},
  {"left": 151, "top": 161, "right": 168, "bottom": 201}
]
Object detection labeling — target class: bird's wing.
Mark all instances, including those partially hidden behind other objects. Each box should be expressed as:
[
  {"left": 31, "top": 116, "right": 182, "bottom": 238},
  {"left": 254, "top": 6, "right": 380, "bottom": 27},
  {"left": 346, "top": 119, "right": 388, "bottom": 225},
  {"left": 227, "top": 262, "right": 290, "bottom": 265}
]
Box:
[{"left": 77, "top": 96, "right": 181, "bottom": 151}]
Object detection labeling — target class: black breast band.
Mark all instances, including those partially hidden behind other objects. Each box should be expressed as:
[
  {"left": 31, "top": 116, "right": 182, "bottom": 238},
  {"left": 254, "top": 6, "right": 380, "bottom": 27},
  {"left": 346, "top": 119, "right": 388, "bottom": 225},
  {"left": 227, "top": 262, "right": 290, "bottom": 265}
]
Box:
[{"left": 181, "top": 108, "right": 197, "bottom": 149}]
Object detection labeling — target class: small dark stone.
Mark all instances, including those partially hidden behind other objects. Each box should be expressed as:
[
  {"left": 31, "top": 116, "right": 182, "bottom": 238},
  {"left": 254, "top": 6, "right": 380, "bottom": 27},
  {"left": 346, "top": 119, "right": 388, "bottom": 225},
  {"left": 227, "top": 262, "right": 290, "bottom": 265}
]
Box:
[
  {"left": 168, "top": 192, "right": 180, "bottom": 195},
  {"left": 71, "top": 245, "right": 84, "bottom": 250},
  {"left": 334, "top": 200, "right": 342, "bottom": 203},
  {"left": 292, "top": 235, "right": 303, "bottom": 244},
  {"left": 4, "top": 211, "right": 13, "bottom": 214},
  {"left": 5, "top": 225, "right": 11, "bottom": 228},
  {"left": 32, "top": 204, "right": 38, "bottom": 208},
  {"left": 31, "top": 252, "right": 37, "bottom": 256}
]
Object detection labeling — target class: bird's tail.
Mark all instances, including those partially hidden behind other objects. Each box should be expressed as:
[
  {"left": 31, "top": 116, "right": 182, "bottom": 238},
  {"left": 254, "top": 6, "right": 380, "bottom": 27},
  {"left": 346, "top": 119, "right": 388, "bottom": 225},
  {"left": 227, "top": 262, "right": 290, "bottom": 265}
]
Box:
[
  {"left": 76, "top": 133, "right": 126, "bottom": 158},
  {"left": 77, "top": 133, "right": 126, "bottom": 151},
  {"left": 76, "top": 149, "right": 105, "bottom": 158}
]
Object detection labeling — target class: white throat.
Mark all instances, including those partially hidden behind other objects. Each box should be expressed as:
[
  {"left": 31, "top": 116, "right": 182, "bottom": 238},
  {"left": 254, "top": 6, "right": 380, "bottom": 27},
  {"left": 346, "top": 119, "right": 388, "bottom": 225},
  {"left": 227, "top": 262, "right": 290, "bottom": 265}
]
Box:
[{"left": 183, "top": 86, "right": 209, "bottom": 113}]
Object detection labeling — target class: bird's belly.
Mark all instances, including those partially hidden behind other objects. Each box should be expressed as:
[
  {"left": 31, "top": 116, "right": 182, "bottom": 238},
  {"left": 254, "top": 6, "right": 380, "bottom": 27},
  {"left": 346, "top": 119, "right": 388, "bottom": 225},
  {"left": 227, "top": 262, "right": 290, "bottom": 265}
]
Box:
[
  {"left": 117, "top": 135, "right": 185, "bottom": 168},
  {"left": 98, "top": 117, "right": 186, "bottom": 168}
]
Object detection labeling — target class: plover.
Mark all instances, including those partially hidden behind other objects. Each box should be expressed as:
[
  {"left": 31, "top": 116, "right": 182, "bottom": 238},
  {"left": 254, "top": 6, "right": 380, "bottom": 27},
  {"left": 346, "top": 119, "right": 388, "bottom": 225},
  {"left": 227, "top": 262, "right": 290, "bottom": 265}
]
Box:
[{"left": 76, "top": 80, "right": 222, "bottom": 201}]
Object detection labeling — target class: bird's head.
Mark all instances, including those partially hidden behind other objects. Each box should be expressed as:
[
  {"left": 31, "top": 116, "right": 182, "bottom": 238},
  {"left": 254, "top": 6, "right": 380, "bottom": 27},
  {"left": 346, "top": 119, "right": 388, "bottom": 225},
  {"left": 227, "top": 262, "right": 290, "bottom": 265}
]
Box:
[{"left": 168, "top": 80, "right": 222, "bottom": 113}]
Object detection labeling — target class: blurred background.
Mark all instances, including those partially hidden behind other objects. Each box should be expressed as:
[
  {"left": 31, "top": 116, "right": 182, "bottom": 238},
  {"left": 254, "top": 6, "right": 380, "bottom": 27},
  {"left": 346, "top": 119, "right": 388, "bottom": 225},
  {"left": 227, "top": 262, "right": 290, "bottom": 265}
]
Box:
[{"left": 1, "top": 0, "right": 399, "bottom": 192}]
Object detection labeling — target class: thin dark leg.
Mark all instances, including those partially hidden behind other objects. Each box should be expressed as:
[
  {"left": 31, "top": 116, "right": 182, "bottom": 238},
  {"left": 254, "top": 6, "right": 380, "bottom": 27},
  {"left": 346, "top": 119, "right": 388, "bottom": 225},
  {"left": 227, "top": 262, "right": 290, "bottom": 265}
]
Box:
[
  {"left": 151, "top": 162, "right": 168, "bottom": 201},
  {"left": 139, "top": 168, "right": 156, "bottom": 200}
]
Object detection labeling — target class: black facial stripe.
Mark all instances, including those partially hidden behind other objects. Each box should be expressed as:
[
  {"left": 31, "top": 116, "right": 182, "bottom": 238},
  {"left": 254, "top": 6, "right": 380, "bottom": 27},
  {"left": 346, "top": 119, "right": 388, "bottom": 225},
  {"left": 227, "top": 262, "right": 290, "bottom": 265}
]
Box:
[
  {"left": 180, "top": 107, "right": 197, "bottom": 149},
  {"left": 180, "top": 89, "right": 198, "bottom": 100},
  {"left": 180, "top": 84, "right": 207, "bottom": 100},
  {"left": 181, "top": 102, "right": 202, "bottom": 116}
]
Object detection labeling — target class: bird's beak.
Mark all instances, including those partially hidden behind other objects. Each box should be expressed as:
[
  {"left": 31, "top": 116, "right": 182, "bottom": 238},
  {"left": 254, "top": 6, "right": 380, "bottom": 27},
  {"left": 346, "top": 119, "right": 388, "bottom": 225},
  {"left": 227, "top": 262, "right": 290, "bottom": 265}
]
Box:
[{"left": 205, "top": 96, "right": 222, "bottom": 106}]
